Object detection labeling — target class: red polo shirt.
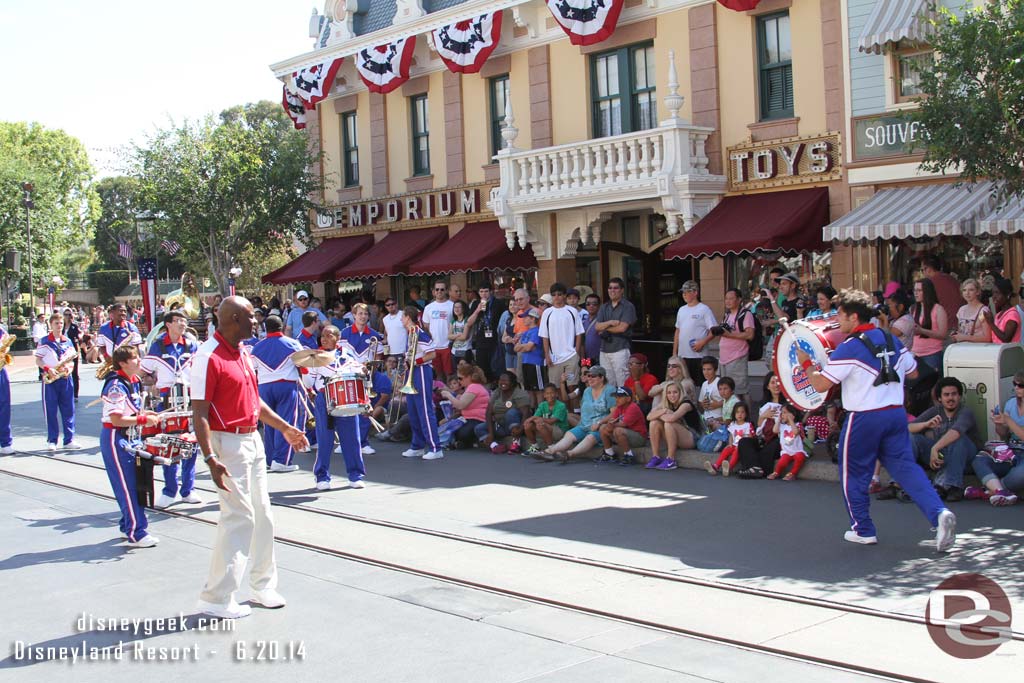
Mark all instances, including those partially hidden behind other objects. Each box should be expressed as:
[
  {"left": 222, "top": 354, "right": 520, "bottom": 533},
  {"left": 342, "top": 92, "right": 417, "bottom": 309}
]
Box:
[{"left": 190, "top": 331, "right": 260, "bottom": 431}]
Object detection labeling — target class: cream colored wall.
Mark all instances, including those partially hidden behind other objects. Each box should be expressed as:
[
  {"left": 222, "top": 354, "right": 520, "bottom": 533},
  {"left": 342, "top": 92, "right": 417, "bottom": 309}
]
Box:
[
  {"left": 319, "top": 104, "right": 341, "bottom": 195},
  {"left": 790, "top": 0, "right": 826, "bottom": 134},
  {"left": 549, "top": 39, "right": 588, "bottom": 146},
  {"left": 386, "top": 93, "right": 411, "bottom": 195},
  {"left": 356, "top": 91, "right": 372, "bottom": 193},
  {"left": 426, "top": 71, "right": 447, "bottom": 186},
  {"left": 462, "top": 73, "right": 489, "bottom": 184},
  {"left": 654, "top": 11, "right": 692, "bottom": 122},
  {"left": 510, "top": 50, "right": 533, "bottom": 150}
]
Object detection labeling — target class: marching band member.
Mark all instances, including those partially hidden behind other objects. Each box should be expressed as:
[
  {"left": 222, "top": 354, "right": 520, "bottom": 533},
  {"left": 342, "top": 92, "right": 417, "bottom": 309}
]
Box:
[
  {"left": 251, "top": 315, "right": 304, "bottom": 471},
  {"left": 302, "top": 325, "right": 366, "bottom": 490},
  {"left": 797, "top": 288, "right": 956, "bottom": 551},
  {"left": 35, "top": 313, "right": 81, "bottom": 451},
  {"left": 0, "top": 323, "right": 14, "bottom": 454},
  {"left": 99, "top": 303, "right": 143, "bottom": 360},
  {"left": 140, "top": 310, "right": 202, "bottom": 508},
  {"left": 340, "top": 302, "right": 383, "bottom": 455},
  {"left": 100, "top": 345, "right": 161, "bottom": 547},
  {"left": 297, "top": 310, "right": 321, "bottom": 350},
  {"left": 400, "top": 306, "right": 444, "bottom": 461}
]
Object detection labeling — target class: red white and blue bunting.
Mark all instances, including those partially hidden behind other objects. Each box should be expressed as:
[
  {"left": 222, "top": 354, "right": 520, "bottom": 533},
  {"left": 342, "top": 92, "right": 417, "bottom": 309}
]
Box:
[
  {"left": 282, "top": 85, "right": 308, "bottom": 130},
  {"left": 716, "top": 0, "right": 762, "bottom": 11},
  {"left": 432, "top": 11, "right": 503, "bottom": 74},
  {"left": 355, "top": 35, "right": 417, "bottom": 94},
  {"left": 545, "top": 0, "right": 625, "bottom": 46},
  {"left": 292, "top": 58, "right": 344, "bottom": 109}
]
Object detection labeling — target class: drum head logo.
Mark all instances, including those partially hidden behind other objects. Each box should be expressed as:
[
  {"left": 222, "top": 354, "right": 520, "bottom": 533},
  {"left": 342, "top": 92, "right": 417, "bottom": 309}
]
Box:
[
  {"left": 926, "top": 573, "right": 1012, "bottom": 658},
  {"left": 787, "top": 338, "right": 818, "bottom": 396}
]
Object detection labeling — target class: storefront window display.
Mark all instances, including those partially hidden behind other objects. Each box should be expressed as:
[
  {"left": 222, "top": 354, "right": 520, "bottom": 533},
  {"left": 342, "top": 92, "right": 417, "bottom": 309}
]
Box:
[
  {"left": 726, "top": 251, "right": 832, "bottom": 304},
  {"left": 880, "top": 236, "right": 1005, "bottom": 294}
]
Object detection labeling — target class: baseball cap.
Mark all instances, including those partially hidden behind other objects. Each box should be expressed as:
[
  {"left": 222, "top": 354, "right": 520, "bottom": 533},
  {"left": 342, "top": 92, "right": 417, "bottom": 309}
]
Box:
[
  {"left": 614, "top": 386, "right": 633, "bottom": 398},
  {"left": 679, "top": 280, "right": 699, "bottom": 292},
  {"left": 566, "top": 288, "right": 580, "bottom": 297},
  {"left": 779, "top": 273, "right": 800, "bottom": 285},
  {"left": 629, "top": 352, "right": 647, "bottom": 365},
  {"left": 526, "top": 308, "right": 541, "bottom": 319},
  {"left": 588, "top": 365, "right": 607, "bottom": 378},
  {"left": 296, "top": 290, "right": 309, "bottom": 299}
]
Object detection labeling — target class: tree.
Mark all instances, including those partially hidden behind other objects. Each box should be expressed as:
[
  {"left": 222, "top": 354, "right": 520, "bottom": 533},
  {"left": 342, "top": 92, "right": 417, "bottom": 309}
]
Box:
[
  {"left": 0, "top": 122, "right": 99, "bottom": 295},
  {"left": 132, "top": 101, "right": 323, "bottom": 293},
  {"left": 93, "top": 176, "right": 142, "bottom": 271},
  {"left": 913, "top": 0, "right": 1024, "bottom": 201}
]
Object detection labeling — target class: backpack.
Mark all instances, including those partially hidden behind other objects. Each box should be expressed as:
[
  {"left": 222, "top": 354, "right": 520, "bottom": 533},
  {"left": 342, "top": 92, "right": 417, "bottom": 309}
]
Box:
[{"left": 734, "top": 307, "right": 765, "bottom": 362}]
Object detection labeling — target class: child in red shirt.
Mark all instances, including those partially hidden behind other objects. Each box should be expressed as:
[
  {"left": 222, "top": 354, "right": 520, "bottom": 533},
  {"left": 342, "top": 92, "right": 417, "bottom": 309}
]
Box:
[{"left": 597, "top": 386, "right": 648, "bottom": 466}]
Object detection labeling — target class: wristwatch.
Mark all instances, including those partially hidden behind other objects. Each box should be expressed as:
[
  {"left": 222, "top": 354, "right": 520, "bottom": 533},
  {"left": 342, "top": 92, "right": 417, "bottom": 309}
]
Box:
[{"left": 203, "top": 452, "right": 217, "bottom": 463}]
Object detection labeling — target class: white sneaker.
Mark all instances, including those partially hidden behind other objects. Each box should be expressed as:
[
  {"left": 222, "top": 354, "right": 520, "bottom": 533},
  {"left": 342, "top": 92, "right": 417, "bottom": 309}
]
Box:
[
  {"left": 375, "top": 430, "right": 391, "bottom": 441},
  {"left": 127, "top": 535, "right": 159, "bottom": 548},
  {"left": 154, "top": 493, "right": 179, "bottom": 509},
  {"left": 63, "top": 441, "right": 84, "bottom": 450},
  {"left": 46, "top": 443, "right": 57, "bottom": 453},
  {"left": 334, "top": 445, "right": 342, "bottom": 454},
  {"left": 844, "top": 530, "right": 878, "bottom": 545},
  {"left": 249, "top": 589, "right": 286, "bottom": 609},
  {"left": 315, "top": 480, "right": 332, "bottom": 491},
  {"left": 349, "top": 480, "right": 365, "bottom": 489},
  {"left": 422, "top": 450, "right": 445, "bottom": 460},
  {"left": 180, "top": 492, "right": 202, "bottom": 504},
  {"left": 0, "top": 446, "right": 14, "bottom": 455},
  {"left": 269, "top": 462, "right": 299, "bottom": 473},
  {"left": 402, "top": 448, "right": 425, "bottom": 458},
  {"left": 361, "top": 445, "right": 376, "bottom": 455},
  {"left": 935, "top": 509, "right": 957, "bottom": 552},
  {"left": 197, "top": 599, "right": 252, "bottom": 619}
]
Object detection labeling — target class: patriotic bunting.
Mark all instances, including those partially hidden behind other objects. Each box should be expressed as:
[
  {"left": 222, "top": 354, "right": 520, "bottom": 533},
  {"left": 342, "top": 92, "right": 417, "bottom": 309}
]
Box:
[
  {"left": 716, "top": 0, "right": 762, "bottom": 11},
  {"left": 138, "top": 258, "right": 158, "bottom": 332},
  {"left": 282, "top": 85, "right": 308, "bottom": 130},
  {"left": 355, "top": 35, "right": 417, "bottom": 94},
  {"left": 432, "top": 11, "right": 503, "bottom": 74},
  {"left": 545, "top": 0, "right": 625, "bottom": 46},
  {"left": 292, "top": 58, "right": 344, "bottom": 109}
]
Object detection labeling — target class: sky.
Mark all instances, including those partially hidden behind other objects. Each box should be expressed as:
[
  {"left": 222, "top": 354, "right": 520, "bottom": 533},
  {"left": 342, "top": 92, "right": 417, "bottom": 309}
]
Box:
[{"left": 0, "top": 0, "right": 315, "bottom": 175}]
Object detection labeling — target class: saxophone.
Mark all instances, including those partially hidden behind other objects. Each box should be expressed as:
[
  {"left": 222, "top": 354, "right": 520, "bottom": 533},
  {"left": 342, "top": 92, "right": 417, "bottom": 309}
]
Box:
[
  {"left": 43, "top": 350, "right": 79, "bottom": 384},
  {"left": 96, "top": 337, "right": 138, "bottom": 379},
  {"left": 0, "top": 333, "right": 15, "bottom": 371}
]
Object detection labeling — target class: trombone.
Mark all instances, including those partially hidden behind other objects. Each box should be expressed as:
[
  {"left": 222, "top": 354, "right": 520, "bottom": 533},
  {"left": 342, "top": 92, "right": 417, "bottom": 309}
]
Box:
[{"left": 399, "top": 333, "right": 418, "bottom": 395}]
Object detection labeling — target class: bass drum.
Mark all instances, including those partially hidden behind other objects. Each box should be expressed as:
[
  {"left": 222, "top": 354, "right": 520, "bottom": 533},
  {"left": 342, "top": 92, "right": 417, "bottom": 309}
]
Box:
[{"left": 772, "top": 315, "right": 840, "bottom": 412}]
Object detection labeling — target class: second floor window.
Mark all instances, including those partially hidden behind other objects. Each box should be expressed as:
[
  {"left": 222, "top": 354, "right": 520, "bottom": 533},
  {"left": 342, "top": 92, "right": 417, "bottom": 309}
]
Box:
[
  {"left": 894, "top": 48, "right": 933, "bottom": 102},
  {"left": 489, "top": 75, "right": 510, "bottom": 158},
  {"left": 757, "top": 12, "right": 793, "bottom": 120},
  {"left": 591, "top": 43, "right": 657, "bottom": 138},
  {"left": 411, "top": 94, "right": 430, "bottom": 176},
  {"left": 341, "top": 111, "right": 359, "bottom": 187}
]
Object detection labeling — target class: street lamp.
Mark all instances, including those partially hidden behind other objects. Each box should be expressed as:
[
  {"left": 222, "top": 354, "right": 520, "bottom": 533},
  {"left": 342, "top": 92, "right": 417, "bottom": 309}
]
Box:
[{"left": 21, "top": 182, "right": 34, "bottom": 313}]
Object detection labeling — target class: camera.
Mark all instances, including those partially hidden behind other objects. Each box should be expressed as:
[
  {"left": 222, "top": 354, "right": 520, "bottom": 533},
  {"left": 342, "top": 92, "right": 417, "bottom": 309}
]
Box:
[
  {"left": 710, "top": 322, "right": 733, "bottom": 336},
  {"left": 872, "top": 303, "right": 887, "bottom": 316}
]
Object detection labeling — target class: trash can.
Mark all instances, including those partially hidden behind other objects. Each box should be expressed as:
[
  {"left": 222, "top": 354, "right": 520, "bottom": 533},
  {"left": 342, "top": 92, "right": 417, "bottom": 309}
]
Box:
[{"left": 943, "top": 343, "right": 1024, "bottom": 442}]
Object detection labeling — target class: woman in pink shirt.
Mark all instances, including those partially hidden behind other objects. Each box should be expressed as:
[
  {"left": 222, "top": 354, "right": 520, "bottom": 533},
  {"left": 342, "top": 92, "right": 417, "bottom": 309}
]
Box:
[
  {"left": 911, "top": 278, "right": 948, "bottom": 372},
  {"left": 439, "top": 364, "right": 491, "bottom": 448},
  {"left": 983, "top": 277, "right": 1021, "bottom": 344}
]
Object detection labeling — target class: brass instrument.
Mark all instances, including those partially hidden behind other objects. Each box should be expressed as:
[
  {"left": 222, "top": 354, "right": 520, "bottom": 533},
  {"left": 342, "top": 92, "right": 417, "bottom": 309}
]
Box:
[
  {"left": 365, "top": 338, "right": 381, "bottom": 399},
  {"left": 163, "top": 272, "right": 202, "bottom": 321},
  {"left": 43, "top": 350, "right": 79, "bottom": 384},
  {"left": 0, "top": 333, "right": 15, "bottom": 371},
  {"left": 399, "top": 332, "right": 419, "bottom": 395},
  {"left": 96, "top": 336, "right": 139, "bottom": 379}
]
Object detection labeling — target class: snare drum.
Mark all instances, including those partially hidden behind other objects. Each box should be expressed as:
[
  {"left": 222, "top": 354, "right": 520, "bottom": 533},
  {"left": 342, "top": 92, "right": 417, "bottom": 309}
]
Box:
[
  {"left": 162, "top": 411, "right": 192, "bottom": 434},
  {"left": 325, "top": 373, "right": 370, "bottom": 417},
  {"left": 164, "top": 434, "right": 198, "bottom": 462},
  {"left": 773, "top": 315, "right": 841, "bottom": 411}
]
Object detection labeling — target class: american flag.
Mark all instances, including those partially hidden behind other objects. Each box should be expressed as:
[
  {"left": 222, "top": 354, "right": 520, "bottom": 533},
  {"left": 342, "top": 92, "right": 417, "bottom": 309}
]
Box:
[
  {"left": 118, "top": 239, "right": 133, "bottom": 261},
  {"left": 161, "top": 239, "right": 181, "bottom": 256},
  {"left": 138, "top": 258, "right": 158, "bottom": 332}
]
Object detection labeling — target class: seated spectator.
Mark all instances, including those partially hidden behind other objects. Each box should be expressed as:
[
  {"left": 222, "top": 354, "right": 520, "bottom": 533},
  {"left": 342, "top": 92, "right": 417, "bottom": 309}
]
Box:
[
  {"left": 966, "top": 372, "right": 1024, "bottom": 505},
  {"left": 80, "top": 332, "right": 100, "bottom": 363},
  {"left": 650, "top": 356, "right": 691, "bottom": 407},
  {"left": 596, "top": 387, "right": 648, "bottom": 466},
  {"left": 478, "top": 372, "right": 532, "bottom": 454},
  {"left": 982, "top": 277, "right": 1021, "bottom": 344},
  {"left": 806, "top": 286, "right": 837, "bottom": 318},
  {"left": 734, "top": 372, "right": 785, "bottom": 478},
  {"left": 698, "top": 357, "right": 724, "bottom": 429},
  {"left": 544, "top": 366, "right": 616, "bottom": 462},
  {"left": 524, "top": 384, "right": 569, "bottom": 454},
  {"left": 439, "top": 364, "right": 490, "bottom": 449},
  {"left": 909, "top": 377, "right": 982, "bottom": 501},
  {"left": 624, "top": 353, "right": 658, "bottom": 414},
  {"left": 768, "top": 404, "right": 809, "bottom": 481},
  {"left": 949, "top": 278, "right": 991, "bottom": 343},
  {"left": 705, "top": 401, "right": 753, "bottom": 475},
  {"left": 646, "top": 380, "right": 703, "bottom": 471},
  {"left": 718, "top": 377, "right": 738, "bottom": 423}
]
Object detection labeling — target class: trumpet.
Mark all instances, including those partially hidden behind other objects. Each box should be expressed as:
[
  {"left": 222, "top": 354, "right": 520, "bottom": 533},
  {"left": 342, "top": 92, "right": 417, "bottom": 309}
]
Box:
[
  {"left": 43, "top": 350, "right": 79, "bottom": 384},
  {"left": 399, "top": 332, "right": 419, "bottom": 395},
  {"left": 96, "top": 336, "right": 138, "bottom": 379},
  {"left": 0, "top": 333, "right": 15, "bottom": 371}
]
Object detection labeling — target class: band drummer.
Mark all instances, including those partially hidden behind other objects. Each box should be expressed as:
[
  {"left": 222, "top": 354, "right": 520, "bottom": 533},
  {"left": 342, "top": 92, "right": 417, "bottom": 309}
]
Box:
[
  {"left": 251, "top": 315, "right": 304, "bottom": 472},
  {"left": 340, "top": 302, "right": 383, "bottom": 455},
  {"left": 191, "top": 296, "right": 308, "bottom": 619},
  {"left": 140, "top": 310, "right": 202, "bottom": 508},
  {"left": 0, "top": 323, "right": 15, "bottom": 454},
  {"left": 35, "top": 313, "right": 82, "bottom": 451},
  {"left": 302, "top": 325, "right": 367, "bottom": 490},
  {"left": 795, "top": 288, "right": 956, "bottom": 551},
  {"left": 400, "top": 306, "right": 444, "bottom": 460},
  {"left": 100, "top": 345, "right": 161, "bottom": 547},
  {"left": 99, "top": 303, "right": 143, "bottom": 360}
]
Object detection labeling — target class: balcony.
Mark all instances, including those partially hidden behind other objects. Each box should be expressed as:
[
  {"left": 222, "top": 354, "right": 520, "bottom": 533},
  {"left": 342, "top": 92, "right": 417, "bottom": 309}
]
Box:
[{"left": 490, "top": 52, "right": 727, "bottom": 251}]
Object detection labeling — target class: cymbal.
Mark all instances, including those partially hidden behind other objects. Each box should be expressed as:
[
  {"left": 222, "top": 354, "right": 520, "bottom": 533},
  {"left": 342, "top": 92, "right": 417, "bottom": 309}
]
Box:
[{"left": 290, "top": 349, "right": 336, "bottom": 368}]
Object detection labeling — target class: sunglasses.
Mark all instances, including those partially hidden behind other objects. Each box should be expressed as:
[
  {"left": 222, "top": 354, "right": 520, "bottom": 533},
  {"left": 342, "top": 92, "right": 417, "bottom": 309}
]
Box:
[
  {"left": 435, "top": 288, "right": 447, "bottom": 292},
  {"left": 1015, "top": 382, "right": 1024, "bottom": 388},
  {"left": 668, "top": 363, "right": 682, "bottom": 368}
]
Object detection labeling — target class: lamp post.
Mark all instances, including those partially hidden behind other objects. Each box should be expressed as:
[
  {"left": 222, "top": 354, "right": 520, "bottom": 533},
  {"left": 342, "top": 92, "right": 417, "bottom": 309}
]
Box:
[{"left": 21, "top": 182, "right": 34, "bottom": 313}]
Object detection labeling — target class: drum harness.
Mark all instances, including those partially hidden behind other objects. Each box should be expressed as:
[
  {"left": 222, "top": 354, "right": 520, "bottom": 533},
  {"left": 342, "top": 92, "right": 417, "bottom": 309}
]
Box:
[{"left": 852, "top": 330, "right": 901, "bottom": 387}]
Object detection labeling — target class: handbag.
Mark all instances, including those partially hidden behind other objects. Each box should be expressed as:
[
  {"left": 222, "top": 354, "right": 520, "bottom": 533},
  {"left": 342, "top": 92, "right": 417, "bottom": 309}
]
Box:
[{"left": 697, "top": 425, "right": 729, "bottom": 453}]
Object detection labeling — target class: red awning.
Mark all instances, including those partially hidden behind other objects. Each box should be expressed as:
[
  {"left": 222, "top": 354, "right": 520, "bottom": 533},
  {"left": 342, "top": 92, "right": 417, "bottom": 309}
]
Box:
[
  {"left": 406, "top": 221, "right": 536, "bottom": 275},
  {"left": 334, "top": 226, "right": 449, "bottom": 279},
  {"left": 262, "top": 235, "right": 376, "bottom": 284},
  {"left": 665, "top": 187, "right": 830, "bottom": 260}
]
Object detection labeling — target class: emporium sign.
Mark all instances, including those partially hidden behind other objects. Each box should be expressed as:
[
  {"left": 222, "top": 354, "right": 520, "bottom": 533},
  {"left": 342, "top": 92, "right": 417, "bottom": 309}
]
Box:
[
  {"left": 315, "top": 183, "right": 495, "bottom": 231},
  {"left": 727, "top": 132, "right": 842, "bottom": 191}
]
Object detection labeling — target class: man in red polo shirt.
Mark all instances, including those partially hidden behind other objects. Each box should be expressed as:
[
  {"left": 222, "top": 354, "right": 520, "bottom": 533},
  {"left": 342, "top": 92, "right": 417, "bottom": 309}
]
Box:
[{"left": 191, "top": 297, "right": 308, "bottom": 619}]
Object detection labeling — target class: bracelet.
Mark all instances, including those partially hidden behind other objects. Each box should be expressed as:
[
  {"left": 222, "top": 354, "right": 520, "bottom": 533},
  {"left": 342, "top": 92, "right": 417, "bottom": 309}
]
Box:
[
  {"left": 800, "top": 359, "right": 814, "bottom": 371},
  {"left": 203, "top": 452, "right": 217, "bottom": 463},
  {"left": 136, "top": 414, "right": 147, "bottom": 426}
]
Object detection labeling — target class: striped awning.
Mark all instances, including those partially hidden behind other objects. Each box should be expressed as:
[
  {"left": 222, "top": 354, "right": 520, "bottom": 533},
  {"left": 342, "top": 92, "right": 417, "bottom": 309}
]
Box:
[
  {"left": 978, "top": 197, "right": 1024, "bottom": 236},
  {"left": 858, "top": 0, "right": 932, "bottom": 54},
  {"left": 823, "top": 182, "right": 996, "bottom": 242}
]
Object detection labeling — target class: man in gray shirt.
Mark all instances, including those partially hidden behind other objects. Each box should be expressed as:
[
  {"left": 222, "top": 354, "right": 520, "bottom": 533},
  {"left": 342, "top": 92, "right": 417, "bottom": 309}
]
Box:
[
  {"left": 594, "top": 277, "right": 637, "bottom": 388},
  {"left": 909, "top": 376, "right": 982, "bottom": 500}
]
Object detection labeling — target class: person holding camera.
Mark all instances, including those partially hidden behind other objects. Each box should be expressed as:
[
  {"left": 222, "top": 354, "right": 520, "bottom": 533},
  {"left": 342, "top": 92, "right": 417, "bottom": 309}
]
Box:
[
  {"left": 672, "top": 280, "right": 717, "bottom": 382},
  {"left": 760, "top": 273, "right": 805, "bottom": 327},
  {"left": 713, "top": 288, "right": 754, "bottom": 401}
]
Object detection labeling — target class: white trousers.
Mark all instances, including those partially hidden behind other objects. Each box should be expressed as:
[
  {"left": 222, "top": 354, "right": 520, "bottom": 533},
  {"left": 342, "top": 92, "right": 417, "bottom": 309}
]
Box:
[
  {"left": 199, "top": 431, "right": 278, "bottom": 605},
  {"left": 600, "top": 348, "right": 631, "bottom": 389}
]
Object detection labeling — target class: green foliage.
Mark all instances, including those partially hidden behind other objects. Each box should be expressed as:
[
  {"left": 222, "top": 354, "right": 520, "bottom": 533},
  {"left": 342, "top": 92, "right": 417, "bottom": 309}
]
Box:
[
  {"left": 132, "top": 100, "right": 323, "bottom": 293},
  {"left": 913, "top": 0, "right": 1024, "bottom": 200},
  {"left": 0, "top": 122, "right": 99, "bottom": 290},
  {"left": 89, "top": 269, "right": 131, "bottom": 306}
]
